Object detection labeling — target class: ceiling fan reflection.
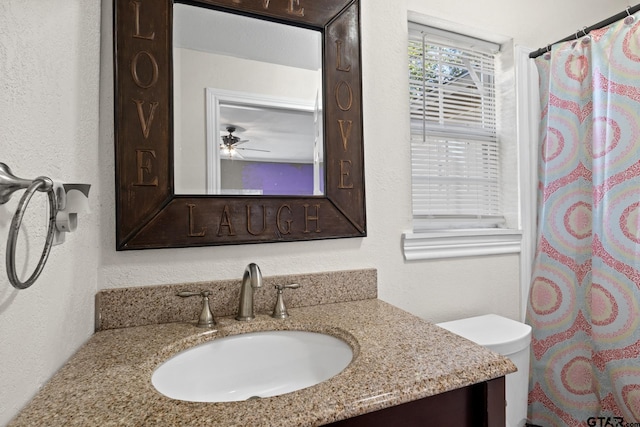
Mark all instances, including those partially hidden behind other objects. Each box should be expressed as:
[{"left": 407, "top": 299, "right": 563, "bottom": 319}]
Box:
[{"left": 220, "top": 126, "right": 270, "bottom": 159}]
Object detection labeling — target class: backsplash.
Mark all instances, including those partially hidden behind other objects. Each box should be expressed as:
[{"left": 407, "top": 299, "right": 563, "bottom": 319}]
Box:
[{"left": 95, "top": 268, "right": 377, "bottom": 331}]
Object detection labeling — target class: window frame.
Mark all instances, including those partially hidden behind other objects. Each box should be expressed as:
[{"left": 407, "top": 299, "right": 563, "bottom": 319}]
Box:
[{"left": 403, "top": 17, "right": 524, "bottom": 261}]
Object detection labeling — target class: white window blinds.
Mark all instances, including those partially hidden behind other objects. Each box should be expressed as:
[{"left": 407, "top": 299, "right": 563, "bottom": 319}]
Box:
[{"left": 409, "top": 24, "right": 503, "bottom": 230}]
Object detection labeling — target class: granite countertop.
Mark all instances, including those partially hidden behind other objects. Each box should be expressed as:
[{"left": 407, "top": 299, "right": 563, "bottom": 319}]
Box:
[{"left": 10, "top": 299, "right": 516, "bottom": 426}]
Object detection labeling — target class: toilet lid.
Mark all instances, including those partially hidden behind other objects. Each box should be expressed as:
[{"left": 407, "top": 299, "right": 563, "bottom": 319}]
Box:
[{"left": 437, "top": 314, "right": 532, "bottom": 355}]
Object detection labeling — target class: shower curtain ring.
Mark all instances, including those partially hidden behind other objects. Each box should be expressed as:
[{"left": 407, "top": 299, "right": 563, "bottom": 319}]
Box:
[
  {"left": 572, "top": 30, "right": 580, "bottom": 47},
  {"left": 580, "top": 27, "right": 591, "bottom": 45},
  {"left": 624, "top": 6, "right": 635, "bottom": 24}
]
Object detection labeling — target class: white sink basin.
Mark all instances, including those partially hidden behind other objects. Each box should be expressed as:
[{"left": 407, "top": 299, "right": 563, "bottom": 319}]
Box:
[{"left": 151, "top": 330, "right": 353, "bottom": 402}]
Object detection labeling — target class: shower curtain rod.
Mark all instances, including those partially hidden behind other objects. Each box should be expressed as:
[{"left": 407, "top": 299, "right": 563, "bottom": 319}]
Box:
[{"left": 529, "top": 3, "right": 640, "bottom": 58}]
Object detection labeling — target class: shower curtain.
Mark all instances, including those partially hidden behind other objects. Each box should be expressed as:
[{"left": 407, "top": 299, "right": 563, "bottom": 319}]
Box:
[{"left": 527, "top": 13, "right": 640, "bottom": 426}]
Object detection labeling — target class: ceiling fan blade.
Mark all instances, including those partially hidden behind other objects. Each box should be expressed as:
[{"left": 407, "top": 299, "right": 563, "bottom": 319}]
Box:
[{"left": 235, "top": 147, "right": 270, "bottom": 152}]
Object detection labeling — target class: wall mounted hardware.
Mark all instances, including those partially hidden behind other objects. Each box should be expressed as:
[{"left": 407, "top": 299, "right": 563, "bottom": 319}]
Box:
[{"left": 0, "top": 163, "right": 90, "bottom": 289}]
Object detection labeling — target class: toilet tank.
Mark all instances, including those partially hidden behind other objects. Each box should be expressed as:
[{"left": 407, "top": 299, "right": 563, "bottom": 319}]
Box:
[{"left": 437, "top": 314, "right": 532, "bottom": 427}]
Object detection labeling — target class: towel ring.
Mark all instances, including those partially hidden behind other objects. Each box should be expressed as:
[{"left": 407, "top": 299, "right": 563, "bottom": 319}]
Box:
[{"left": 6, "top": 177, "right": 57, "bottom": 289}]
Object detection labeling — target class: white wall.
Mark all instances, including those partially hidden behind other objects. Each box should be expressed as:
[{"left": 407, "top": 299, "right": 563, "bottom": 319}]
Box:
[
  {"left": 0, "top": 0, "right": 629, "bottom": 424},
  {"left": 0, "top": 1, "right": 101, "bottom": 425}
]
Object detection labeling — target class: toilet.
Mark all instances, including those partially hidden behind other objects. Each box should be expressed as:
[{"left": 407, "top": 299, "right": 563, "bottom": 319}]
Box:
[{"left": 437, "top": 314, "right": 532, "bottom": 427}]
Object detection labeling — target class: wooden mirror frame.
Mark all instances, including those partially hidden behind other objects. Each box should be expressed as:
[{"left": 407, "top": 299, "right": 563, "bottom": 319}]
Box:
[{"left": 114, "top": 0, "right": 365, "bottom": 250}]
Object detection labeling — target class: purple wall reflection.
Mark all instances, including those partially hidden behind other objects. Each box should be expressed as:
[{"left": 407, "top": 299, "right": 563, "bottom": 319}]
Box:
[{"left": 242, "top": 162, "right": 323, "bottom": 195}]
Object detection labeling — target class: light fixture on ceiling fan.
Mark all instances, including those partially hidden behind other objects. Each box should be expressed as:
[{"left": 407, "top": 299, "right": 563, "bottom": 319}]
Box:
[{"left": 219, "top": 125, "right": 269, "bottom": 159}]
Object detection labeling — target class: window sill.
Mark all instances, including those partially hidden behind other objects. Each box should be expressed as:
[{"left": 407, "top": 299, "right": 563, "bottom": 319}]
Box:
[{"left": 402, "top": 229, "right": 523, "bottom": 261}]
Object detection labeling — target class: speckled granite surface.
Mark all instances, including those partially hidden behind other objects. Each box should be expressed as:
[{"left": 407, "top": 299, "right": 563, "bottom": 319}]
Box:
[
  {"left": 96, "top": 268, "right": 377, "bottom": 331},
  {"left": 10, "top": 299, "right": 516, "bottom": 426}
]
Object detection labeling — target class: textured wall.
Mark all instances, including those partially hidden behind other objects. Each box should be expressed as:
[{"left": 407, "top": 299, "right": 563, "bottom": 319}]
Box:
[
  {"left": 1, "top": 0, "right": 630, "bottom": 423},
  {"left": 0, "top": 1, "right": 101, "bottom": 425}
]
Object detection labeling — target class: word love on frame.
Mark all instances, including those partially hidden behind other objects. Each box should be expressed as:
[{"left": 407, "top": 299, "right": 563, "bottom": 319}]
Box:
[{"left": 114, "top": 0, "right": 366, "bottom": 250}]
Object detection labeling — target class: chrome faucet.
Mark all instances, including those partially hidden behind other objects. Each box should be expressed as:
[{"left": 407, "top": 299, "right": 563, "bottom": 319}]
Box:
[{"left": 236, "top": 263, "right": 263, "bottom": 321}]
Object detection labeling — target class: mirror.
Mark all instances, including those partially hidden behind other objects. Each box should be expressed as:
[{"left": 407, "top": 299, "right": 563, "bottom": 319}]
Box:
[
  {"left": 172, "top": 5, "right": 324, "bottom": 196},
  {"left": 114, "top": 0, "right": 365, "bottom": 249}
]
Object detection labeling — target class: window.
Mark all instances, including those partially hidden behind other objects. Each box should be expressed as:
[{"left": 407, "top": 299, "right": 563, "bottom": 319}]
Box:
[
  {"left": 404, "top": 22, "right": 522, "bottom": 260},
  {"left": 409, "top": 23, "right": 503, "bottom": 229}
]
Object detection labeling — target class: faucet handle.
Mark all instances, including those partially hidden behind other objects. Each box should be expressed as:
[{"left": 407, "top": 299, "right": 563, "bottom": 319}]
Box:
[
  {"left": 271, "top": 284, "right": 300, "bottom": 319},
  {"left": 177, "top": 290, "right": 216, "bottom": 328}
]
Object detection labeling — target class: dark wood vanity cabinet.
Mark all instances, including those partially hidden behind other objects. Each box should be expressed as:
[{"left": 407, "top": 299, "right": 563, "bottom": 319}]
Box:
[{"left": 327, "top": 376, "right": 505, "bottom": 427}]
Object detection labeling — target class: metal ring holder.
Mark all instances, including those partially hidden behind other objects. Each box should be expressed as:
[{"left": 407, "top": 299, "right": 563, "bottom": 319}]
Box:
[{"left": 1, "top": 163, "right": 57, "bottom": 289}]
